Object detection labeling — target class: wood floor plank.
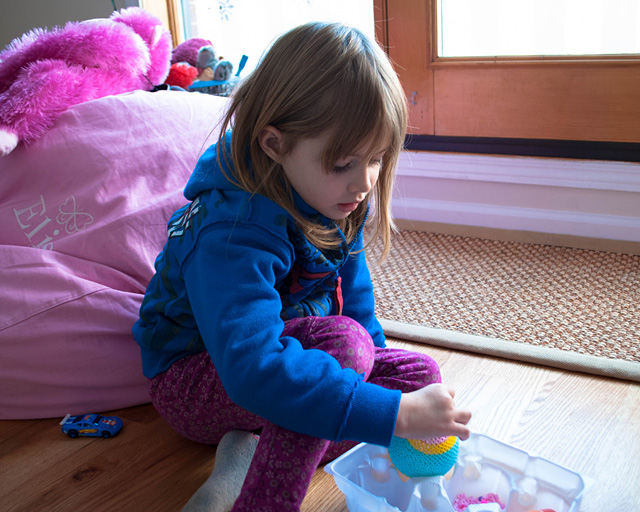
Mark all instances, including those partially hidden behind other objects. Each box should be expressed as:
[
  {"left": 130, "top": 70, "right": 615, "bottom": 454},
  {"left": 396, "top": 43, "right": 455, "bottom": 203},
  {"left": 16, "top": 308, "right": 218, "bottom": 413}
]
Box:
[{"left": 1, "top": 340, "right": 638, "bottom": 512}]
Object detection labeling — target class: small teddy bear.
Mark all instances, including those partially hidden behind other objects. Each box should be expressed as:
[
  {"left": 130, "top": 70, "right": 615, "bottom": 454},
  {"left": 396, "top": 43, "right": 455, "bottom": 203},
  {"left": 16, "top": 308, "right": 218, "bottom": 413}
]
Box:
[
  {"left": 213, "top": 60, "right": 234, "bottom": 82},
  {"left": 195, "top": 45, "right": 218, "bottom": 82},
  {"left": 0, "top": 7, "right": 172, "bottom": 156}
]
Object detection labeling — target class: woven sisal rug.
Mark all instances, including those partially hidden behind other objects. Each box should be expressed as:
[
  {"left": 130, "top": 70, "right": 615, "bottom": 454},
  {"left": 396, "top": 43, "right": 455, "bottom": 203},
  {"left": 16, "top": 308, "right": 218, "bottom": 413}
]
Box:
[{"left": 367, "top": 230, "right": 640, "bottom": 381}]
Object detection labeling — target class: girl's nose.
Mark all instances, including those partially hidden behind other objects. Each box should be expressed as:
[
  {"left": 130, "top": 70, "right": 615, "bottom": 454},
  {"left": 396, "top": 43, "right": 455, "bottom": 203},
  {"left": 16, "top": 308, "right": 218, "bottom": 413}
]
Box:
[{"left": 348, "top": 164, "right": 377, "bottom": 195}]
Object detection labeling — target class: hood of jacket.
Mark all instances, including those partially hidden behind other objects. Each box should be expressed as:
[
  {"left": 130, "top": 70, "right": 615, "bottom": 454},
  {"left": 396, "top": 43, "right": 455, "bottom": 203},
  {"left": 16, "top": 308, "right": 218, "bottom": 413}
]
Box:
[{"left": 184, "top": 131, "right": 238, "bottom": 200}]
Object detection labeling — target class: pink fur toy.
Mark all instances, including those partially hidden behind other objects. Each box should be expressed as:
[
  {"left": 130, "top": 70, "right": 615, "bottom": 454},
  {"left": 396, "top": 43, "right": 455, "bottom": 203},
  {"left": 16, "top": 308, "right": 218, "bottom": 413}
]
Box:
[
  {"left": 171, "top": 37, "right": 212, "bottom": 67},
  {"left": 0, "top": 7, "right": 172, "bottom": 156}
]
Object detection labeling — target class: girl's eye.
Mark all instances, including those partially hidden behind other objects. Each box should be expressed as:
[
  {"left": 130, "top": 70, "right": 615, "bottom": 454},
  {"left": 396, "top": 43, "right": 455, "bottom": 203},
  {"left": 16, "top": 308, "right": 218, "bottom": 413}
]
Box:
[
  {"left": 332, "top": 157, "right": 383, "bottom": 173},
  {"left": 333, "top": 162, "right": 352, "bottom": 173}
]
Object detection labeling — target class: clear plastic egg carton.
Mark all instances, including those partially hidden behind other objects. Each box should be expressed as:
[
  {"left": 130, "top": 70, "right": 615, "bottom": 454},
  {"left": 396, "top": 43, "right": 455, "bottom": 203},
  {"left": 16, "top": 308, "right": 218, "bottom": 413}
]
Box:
[{"left": 325, "top": 433, "right": 585, "bottom": 512}]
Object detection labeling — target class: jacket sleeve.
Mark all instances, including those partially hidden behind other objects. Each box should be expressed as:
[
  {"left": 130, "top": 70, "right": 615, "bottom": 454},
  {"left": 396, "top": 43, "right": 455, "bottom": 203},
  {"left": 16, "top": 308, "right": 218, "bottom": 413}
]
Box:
[
  {"left": 182, "top": 221, "right": 400, "bottom": 446},
  {"left": 338, "top": 231, "right": 386, "bottom": 347}
]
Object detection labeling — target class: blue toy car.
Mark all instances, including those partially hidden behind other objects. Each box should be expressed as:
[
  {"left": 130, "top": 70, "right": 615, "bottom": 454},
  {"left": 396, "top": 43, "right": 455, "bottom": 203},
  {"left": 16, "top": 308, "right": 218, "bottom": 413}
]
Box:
[{"left": 60, "top": 413, "right": 123, "bottom": 438}]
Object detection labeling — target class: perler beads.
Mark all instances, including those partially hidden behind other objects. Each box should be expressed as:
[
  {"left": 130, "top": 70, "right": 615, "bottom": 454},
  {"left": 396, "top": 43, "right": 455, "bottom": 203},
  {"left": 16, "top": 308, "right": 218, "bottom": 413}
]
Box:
[
  {"left": 388, "top": 435, "right": 460, "bottom": 478},
  {"left": 452, "top": 493, "right": 505, "bottom": 511}
]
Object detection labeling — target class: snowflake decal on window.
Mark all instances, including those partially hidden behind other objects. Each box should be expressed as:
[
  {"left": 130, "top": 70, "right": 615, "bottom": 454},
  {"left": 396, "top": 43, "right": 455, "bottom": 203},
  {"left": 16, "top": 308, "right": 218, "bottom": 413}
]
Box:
[{"left": 218, "top": 0, "right": 234, "bottom": 21}]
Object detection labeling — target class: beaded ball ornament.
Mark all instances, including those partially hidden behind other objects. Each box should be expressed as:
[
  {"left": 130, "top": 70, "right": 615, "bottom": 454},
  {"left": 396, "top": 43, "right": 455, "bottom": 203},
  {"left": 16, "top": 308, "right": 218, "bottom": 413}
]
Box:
[{"left": 388, "top": 435, "right": 460, "bottom": 478}]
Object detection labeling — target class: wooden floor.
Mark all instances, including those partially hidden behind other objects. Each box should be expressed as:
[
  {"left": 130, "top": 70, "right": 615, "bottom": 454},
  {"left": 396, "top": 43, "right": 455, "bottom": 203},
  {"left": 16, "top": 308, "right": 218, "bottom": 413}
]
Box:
[{"left": 2, "top": 339, "right": 639, "bottom": 512}]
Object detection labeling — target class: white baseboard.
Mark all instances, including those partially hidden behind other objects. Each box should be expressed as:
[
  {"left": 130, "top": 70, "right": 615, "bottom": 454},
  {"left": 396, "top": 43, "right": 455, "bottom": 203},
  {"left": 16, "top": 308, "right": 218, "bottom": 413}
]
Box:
[
  {"left": 393, "top": 197, "right": 640, "bottom": 241},
  {"left": 393, "top": 151, "right": 640, "bottom": 242}
]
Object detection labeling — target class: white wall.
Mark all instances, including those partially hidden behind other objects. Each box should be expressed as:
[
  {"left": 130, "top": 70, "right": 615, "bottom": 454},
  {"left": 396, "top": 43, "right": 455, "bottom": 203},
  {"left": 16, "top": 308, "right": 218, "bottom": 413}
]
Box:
[
  {"left": 0, "top": 0, "right": 139, "bottom": 49},
  {"left": 393, "top": 151, "right": 640, "bottom": 245}
]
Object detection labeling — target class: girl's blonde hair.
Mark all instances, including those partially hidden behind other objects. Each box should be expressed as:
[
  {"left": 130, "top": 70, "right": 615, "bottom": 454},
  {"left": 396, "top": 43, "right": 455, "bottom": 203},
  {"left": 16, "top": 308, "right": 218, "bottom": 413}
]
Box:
[{"left": 218, "top": 22, "right": 407, "bottom": 260}]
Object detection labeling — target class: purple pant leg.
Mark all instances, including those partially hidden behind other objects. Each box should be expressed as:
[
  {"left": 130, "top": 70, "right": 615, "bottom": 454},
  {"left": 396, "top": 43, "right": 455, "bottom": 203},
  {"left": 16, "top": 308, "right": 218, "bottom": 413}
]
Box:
[
  {"left": 147, "top": 315, "right": 374, "bottom": 445},
  {"left": 370, "top": 345, "right": 442, "bottom": 390},
  {"left": 148, "top": 350, "right": 264, "bottom": 444},
  {"left": 320, "top": 345, "right": 442, "bottom": 463},
  {"left": 232, "top": 315, "right": 375, "bottom": 512}
]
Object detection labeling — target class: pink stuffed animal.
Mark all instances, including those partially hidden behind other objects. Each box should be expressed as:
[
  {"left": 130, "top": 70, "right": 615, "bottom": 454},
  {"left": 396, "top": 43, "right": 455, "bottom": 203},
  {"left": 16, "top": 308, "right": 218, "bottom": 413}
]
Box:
[
  {"left": 171, "top": 37, "right": 212, "bottom": 67},
  {"left": 0, "top": 7, "right": 172, "bottom": 156}
]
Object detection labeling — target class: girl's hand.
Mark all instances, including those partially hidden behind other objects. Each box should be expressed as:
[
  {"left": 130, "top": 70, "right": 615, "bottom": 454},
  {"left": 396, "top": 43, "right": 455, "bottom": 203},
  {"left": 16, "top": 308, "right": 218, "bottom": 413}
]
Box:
[{"left": 394, "top": 383, "right": 472, "bottom": 441}]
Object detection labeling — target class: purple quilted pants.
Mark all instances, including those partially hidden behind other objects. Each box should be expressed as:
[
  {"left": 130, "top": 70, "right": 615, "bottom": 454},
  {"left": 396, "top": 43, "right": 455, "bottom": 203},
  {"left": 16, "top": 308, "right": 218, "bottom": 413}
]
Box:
[{"left": 149, "top": 315, "right": 441, "bottom": 511}]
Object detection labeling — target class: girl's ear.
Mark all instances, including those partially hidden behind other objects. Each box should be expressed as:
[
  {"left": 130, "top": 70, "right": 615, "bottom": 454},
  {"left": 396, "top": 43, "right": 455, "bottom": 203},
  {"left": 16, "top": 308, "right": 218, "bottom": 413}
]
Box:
[{"left": 257, "top": 125, "right": 285, "bottom": 163}]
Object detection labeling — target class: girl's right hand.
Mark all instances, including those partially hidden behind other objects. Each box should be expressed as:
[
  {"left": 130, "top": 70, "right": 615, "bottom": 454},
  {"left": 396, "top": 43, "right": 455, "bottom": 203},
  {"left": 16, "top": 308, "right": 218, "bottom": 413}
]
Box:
[{"left": 393, "top": 383, "right": 472, "bottom": 441}]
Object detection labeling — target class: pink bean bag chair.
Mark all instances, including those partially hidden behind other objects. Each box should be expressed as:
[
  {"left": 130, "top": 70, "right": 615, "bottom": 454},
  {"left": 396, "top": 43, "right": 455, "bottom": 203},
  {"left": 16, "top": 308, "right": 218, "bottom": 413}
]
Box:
[{"left": 0, "top": 90, "right": 228, "bottom": 419}]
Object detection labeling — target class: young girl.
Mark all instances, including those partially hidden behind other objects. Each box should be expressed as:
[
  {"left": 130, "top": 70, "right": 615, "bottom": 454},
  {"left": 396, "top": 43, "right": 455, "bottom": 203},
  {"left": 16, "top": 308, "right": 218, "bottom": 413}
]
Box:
[{"left": 133, "top": 22, "right": 472, "bottom": 512}]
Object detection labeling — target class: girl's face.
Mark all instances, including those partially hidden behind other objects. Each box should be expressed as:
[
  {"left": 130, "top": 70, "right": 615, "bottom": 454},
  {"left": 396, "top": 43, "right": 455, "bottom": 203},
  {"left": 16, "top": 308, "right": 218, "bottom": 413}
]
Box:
[{"left": 279, "top": 134, "right": 385, "bottom": 220}]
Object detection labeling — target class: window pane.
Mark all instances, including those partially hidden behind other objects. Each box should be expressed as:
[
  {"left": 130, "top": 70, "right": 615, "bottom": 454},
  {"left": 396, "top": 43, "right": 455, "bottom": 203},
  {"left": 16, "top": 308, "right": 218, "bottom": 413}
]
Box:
[
  {"left": 437, "top": 0, "right": 640, "bottom": 57},
  {"left": 181, "top": 0, "right": 374, "bottom": 75}
]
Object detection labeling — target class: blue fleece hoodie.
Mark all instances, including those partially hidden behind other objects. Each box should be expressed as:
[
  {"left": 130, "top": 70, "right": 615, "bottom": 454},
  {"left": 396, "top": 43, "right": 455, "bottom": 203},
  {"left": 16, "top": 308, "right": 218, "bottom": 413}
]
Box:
[{"left": 132, "top": 134, "right": 401, "bottom": 447}]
